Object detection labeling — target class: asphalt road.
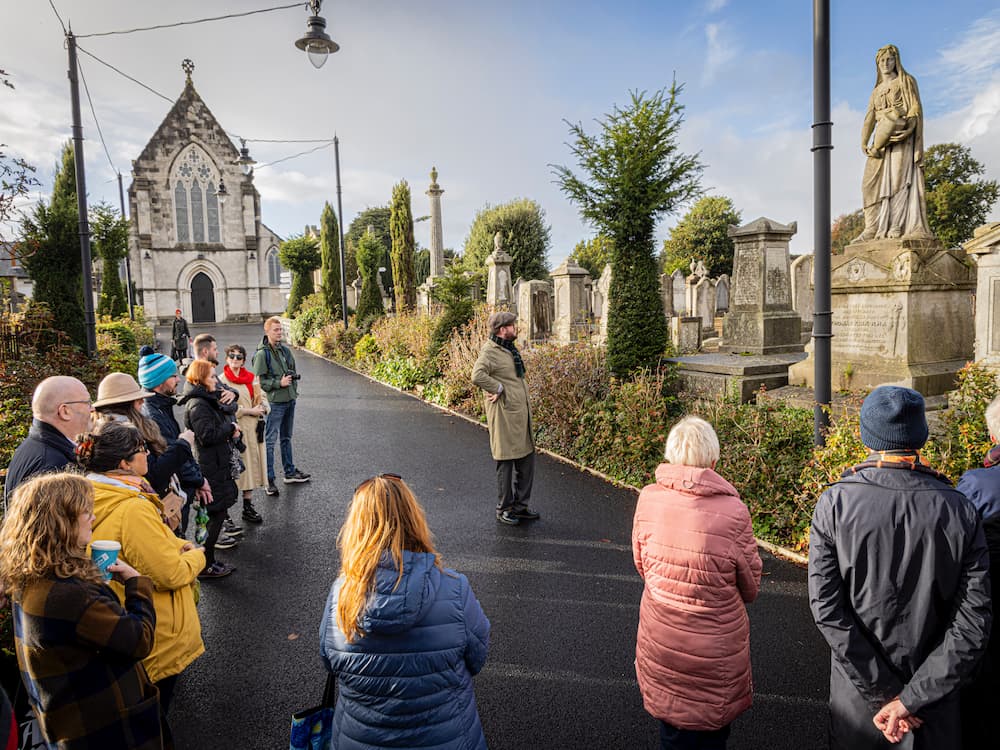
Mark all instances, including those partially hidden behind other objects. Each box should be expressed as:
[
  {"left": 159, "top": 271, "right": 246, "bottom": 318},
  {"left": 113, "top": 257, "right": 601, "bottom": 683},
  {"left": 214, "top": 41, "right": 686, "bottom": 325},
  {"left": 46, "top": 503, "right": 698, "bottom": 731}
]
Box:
[{"left": 161, "top": 323, "right": 831, "bottom": 749}]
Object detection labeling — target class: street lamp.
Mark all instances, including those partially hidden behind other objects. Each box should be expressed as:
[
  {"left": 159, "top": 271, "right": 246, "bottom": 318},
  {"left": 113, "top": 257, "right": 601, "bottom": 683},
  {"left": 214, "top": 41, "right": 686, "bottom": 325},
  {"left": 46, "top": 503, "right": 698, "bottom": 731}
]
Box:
[
  {"left": 217, "top": 179, "right": 228, "bottom": 206},
  {"left": 235, "top": 138, "right": 256, "bottom": 176},
  {"left": 295, "top": 0, "right": 340, "bottom": 69}
]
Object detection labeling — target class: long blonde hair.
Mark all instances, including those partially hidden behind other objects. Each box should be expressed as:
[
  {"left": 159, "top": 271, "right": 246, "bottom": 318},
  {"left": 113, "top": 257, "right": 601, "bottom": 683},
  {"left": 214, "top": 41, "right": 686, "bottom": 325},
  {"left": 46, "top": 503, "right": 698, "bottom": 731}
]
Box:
[
  {"left": 0, "top": 473, "right": 104, "bottom": 595},
  {"left": 336, "top": 476, "right": 440, "bottom": 643}
]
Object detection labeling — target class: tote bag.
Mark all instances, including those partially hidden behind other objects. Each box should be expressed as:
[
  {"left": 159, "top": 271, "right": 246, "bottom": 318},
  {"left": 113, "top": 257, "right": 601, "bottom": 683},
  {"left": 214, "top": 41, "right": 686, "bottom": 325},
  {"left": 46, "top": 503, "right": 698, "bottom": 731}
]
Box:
[{"left": 289, "top": 672, "right": 336, "bottom": 750}]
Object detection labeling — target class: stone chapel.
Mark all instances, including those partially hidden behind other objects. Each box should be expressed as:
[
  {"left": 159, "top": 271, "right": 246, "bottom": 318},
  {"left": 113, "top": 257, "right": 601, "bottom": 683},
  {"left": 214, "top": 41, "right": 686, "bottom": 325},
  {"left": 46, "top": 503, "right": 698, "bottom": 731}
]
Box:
[{"left": 128, "top": 61, "right": 287, "bottom": 324}]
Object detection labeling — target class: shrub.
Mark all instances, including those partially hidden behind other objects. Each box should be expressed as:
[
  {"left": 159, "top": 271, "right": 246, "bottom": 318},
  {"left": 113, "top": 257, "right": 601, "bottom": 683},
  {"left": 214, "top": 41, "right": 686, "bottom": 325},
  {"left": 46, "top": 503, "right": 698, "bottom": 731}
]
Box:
[
  {"left": 354, "top": 333, "right": 379, "bottom": 363},
  {"left": 524, "top": 343, "right": 609, "bottom": 456},
  {"left": 573, "top": 369, "right": 679, "bottom": 486},
  {"left": 438, "top": 306, "right": 493, "bottom": 419},
  {"left": 290, "top": 293, "right": 331, "bottom": 346},
  {"left": 371, "top": 356, "right": 433, "bottom": 391},
  {"left": 370, "top": 312, "right": 439, "bottom": 362},
  {"left": 702, "top": 394, "right": 815, "bottom": 549},
  {"left": 925, "top": 362, "right": 1000, "bottom": 480},
  {"left": 317, "top": 320, "right": 363, "bottom": 363}
]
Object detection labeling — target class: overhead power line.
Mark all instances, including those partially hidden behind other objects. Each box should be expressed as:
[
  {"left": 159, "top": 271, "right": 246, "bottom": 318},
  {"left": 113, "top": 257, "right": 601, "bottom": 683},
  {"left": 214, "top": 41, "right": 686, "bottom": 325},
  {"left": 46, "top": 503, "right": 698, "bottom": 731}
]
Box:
[
  {"left": 76, "top": 3, "right": 304, "bottom": 38},
  {"left": 255, "top": 141, "right": 336, "bottom": 170},
  {"left": 76, "top": 45, "right": 174, "bottom": 104}
]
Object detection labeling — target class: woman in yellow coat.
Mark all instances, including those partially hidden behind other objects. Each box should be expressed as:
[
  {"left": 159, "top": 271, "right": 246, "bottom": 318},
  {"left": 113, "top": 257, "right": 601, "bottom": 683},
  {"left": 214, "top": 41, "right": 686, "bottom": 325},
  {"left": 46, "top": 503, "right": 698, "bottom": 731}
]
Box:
[
  {"left": 219, "top": 343, "right": 268, "bottom": 524},
  {"left": 77, "top": 420, "right": 205, "bottom": 732}
]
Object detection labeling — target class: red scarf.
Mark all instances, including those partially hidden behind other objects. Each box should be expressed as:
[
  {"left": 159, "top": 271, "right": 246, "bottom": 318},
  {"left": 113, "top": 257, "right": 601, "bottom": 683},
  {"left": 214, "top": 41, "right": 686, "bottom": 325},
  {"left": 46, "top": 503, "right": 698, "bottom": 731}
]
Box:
[{"left": 224, "top": 364, "right": 255, "bottom": 399}]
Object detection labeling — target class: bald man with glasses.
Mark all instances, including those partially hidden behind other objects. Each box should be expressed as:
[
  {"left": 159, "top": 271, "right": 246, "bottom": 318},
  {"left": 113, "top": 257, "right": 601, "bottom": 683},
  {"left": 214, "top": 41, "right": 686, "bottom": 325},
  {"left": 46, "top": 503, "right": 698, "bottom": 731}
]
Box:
[{"left": 4, "top": 376, "right": 93, "bottom": 497}]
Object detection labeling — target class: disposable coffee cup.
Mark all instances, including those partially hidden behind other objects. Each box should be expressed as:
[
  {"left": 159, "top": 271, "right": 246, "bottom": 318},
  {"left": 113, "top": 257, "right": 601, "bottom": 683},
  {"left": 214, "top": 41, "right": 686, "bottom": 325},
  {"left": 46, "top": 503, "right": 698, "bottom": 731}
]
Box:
[{"left": 90, "top": 540, "right": 121, "bottom": 580}]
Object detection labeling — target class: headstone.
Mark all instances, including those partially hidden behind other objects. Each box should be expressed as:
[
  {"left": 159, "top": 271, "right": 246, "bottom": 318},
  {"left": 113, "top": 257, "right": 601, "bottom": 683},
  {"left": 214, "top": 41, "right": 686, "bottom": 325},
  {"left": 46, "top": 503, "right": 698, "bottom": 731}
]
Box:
[
  {"left": 511, "top": 278, "right": 523, "bottom": 315},
  {"left": 671, "top": 269, "right": 686, "bottom": 315},
  {"left": 963, "top": 222, "right": 1000, "bottom": 370},
  {"left": 671, "top": 317, "right": 701, "bottom": 354},
  {"left": 426, "top": 167, "right": 445, "bottom": 280},
  {"left": 790, "top": 255, "right": 814, "bottom": 331},
  {"left": 720, "top": 217, "right": 803, "bottom": 354},
  {"left": 485, "top": 246, "right": 514, "bottom": 307},
  {"left": 694, "top": 277, "right": 716, "bottom": 333},
  {"left": 350, "top": 276, "right": 363, "bottom": 311},
  {"left": 551, "top": 258, "right": 591, "bottom": 344},
  {"left": 715, "top": 274, "right": 730, "bottom": 313},
  {"left": 659, "top": 273, "right": 675, "bottom": 318},
  {"left": 594, "top": 264, "right": 612, "bottom": 345},
  {"left": 517, "top": 279, "right": 553, "bottom": 345}
]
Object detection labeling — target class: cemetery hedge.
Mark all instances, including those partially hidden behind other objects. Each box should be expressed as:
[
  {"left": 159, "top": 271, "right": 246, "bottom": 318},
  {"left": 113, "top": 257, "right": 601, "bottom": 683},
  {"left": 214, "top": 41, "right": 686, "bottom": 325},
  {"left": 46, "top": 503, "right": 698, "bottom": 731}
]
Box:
[{"left": 308, "top": 305, "right": 1000, "bottom": 555}]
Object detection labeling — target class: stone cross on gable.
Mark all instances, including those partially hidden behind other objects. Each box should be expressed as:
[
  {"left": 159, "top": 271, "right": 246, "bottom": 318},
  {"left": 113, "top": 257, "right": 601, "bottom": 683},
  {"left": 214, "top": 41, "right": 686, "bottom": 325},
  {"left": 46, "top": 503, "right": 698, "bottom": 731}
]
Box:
[{"left": 182, "top": 59, "right": 195, "bottom": 81}]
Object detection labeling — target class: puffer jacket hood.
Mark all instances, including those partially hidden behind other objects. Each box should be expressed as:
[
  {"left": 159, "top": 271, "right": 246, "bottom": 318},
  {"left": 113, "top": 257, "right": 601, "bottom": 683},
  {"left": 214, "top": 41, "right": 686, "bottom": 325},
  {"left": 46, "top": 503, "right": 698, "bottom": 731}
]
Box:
[
  {"left": 653, "top": 462, "right": 740, "bottom": 499},
  {"left": 362, "top": 551, "right": 439, "bottom": 636}
]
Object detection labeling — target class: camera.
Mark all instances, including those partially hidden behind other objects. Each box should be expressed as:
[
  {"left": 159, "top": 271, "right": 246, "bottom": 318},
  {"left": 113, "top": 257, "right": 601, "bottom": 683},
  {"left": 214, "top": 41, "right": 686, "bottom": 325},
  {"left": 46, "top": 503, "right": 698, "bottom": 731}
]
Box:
[{"left": 286, "top": 370, "right": 302, "bottom": 381}]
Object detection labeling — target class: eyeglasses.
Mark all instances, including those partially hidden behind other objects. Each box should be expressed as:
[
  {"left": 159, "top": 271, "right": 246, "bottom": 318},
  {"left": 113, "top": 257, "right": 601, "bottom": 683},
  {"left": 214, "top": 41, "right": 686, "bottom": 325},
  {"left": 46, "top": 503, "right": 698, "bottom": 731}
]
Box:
[
  {"left": 227, "top": 354, "right": 245, "bottom": 360},
  {"left": 131, "top": 445, "right": 150, "bottom": 457},
  {"left": 62, "top": 400, "right": 92, "bottom": 407},
  {"left": 354, "top": 473, "right": 403, "bottom": 494}
]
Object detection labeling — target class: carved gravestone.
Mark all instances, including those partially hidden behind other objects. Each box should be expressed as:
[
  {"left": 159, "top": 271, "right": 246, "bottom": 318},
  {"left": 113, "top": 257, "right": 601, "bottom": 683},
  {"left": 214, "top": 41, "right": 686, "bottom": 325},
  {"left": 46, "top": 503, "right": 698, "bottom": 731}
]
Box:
[
  {"left": 552, "top": 258, "right": 591, "bottom": 344},
  {"left": 694, "top": 277, "right": 717, "bottom": 333},
  {"left": 671, "top": 317, "right": 701, "bottom": 354},
  {"left": 660, "top": 273, "right": 675, "bottom": 318},
  {"left": 790, "top": 255, "right": 814, "bottom": 331},
  {"left": 721, "top": 217, "right": 803, "bottom": 354},
  {"left": 517, "top": 279, "right": 553, "bottom": 345},
  {"left": 715, "top": 274, "right": 730, "bottom": 313},
  {"left": 595, "top": 264, "right": 612, "bottom": 345},
  {"left": 672, "top": 269, "right": 686, "bottom": 315},
  {"left": 965, "top": 223, "right": 1000, "bottom": 370},
  {"left": 485, "top": 247, "right": 513, "bottom": 307}
]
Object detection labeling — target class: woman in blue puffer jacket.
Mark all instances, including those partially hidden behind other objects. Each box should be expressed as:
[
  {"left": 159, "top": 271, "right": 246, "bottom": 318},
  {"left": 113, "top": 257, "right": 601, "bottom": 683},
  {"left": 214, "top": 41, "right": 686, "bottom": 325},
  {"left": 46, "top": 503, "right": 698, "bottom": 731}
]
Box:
[{"left": 319, "top": 474, "right": 490, "bottom": 750}]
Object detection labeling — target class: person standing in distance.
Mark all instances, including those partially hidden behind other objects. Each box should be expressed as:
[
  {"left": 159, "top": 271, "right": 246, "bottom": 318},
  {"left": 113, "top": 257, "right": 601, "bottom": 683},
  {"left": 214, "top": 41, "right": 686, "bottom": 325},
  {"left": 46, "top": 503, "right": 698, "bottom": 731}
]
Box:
[
  {"left": 251, "top": 317, "right": 309, "bottom": 497},
  {"left": 170, "top": 308, "right": 190, "bottom": 363},
  {"left": 808, "top": 385, "right": 991, "bottom": 748},
  {"left": 471, "top": 311, "right": 539, "bottom": 526}
]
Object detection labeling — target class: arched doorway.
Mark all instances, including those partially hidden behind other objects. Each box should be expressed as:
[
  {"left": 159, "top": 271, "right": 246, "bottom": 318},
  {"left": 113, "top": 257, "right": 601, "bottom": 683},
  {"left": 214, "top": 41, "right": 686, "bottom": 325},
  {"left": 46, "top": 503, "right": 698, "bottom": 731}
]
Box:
[{"left": 191, "top": 272, "right": 216, "bottom": 323}]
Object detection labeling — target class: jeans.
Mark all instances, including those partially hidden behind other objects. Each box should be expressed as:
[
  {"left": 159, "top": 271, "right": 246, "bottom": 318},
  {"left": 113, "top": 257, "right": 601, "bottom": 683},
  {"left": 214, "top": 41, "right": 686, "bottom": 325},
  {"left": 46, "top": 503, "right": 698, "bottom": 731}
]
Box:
[
  {"left": 659, "top": 721, "right": 730, "bottom": 750},
  {"left": 265, "top": 399, "right": 297, "bottom": 482}
]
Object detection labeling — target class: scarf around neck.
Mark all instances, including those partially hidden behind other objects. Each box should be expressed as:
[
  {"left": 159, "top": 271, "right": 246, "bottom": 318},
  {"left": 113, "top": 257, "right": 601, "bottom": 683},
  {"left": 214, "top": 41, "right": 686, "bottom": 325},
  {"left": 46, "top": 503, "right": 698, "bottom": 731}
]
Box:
[
  {"left": 490, "top": 333, "right": 525, "bottom": 378},
  {"left": 984, "top": 444, "right": 1000, "bottom": 468},
  {"left": 224, "top": 364, "right": 255, "bottom": 399}
]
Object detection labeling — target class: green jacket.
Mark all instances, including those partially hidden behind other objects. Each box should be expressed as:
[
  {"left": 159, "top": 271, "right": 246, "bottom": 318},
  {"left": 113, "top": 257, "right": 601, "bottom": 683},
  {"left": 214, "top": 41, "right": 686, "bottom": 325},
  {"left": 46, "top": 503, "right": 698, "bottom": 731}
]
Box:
[
  {"left": 471, "top": 339, "right": 534, "bottom": 461},
  {"left": 251, "top": 337, "right": 299, "bottom": 403}
]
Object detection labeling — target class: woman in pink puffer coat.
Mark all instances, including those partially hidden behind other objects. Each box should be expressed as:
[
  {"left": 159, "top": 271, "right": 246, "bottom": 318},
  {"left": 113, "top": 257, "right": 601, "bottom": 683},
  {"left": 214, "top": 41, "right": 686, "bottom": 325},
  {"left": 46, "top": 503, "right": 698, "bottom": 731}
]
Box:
[{"left": 632, "top": 416, "right": 763, "bottom": 750}]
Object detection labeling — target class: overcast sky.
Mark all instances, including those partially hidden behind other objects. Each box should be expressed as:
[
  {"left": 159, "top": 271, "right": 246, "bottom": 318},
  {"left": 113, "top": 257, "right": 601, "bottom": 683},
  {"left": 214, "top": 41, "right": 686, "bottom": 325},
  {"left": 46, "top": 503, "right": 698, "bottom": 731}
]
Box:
[{"left": 2, "top": 0, "right": 999, "bottom": 265}]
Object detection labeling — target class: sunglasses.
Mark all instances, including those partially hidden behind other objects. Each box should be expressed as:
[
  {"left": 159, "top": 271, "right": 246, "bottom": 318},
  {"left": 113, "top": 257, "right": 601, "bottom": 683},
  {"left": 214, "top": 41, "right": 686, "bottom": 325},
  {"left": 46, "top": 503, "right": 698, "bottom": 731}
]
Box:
[
  {"left": 355, "top": 473, "right": 403, "bottom": 494},
  {"left": 131, "top": 445, "right": 150, "bottom": 457},
  {"left": 228, "top": 353, "right": 245, "bottom": 361}
]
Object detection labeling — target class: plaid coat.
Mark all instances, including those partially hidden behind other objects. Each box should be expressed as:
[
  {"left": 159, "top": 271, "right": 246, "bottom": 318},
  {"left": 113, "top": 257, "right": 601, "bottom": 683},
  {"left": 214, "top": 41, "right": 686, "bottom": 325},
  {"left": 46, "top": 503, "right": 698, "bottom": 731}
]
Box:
[{"left": 13, "top": 575, "right": 163, "bottom": 749}]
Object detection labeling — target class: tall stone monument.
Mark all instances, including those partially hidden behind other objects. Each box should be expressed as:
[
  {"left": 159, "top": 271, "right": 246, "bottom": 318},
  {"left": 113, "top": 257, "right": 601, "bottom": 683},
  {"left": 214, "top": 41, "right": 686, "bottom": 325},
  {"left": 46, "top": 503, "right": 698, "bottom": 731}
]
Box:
[
  {"left": 963, "top": 222, "right": 1000, "bottom": 370},
  {"left": 790, "top": 44, "right": 975, "bottom": 395},
  {"left": 485, "top": 232, "right": 513, "bottom": 308},
  {"left": 426, "top": 166, "right": 445, "bottom": 280},
  {"left": 720, "top": 218, "right": 802, "bottom": 354},
  {"left": 551, "top": 258, "right": 591, "bottom": 344}
]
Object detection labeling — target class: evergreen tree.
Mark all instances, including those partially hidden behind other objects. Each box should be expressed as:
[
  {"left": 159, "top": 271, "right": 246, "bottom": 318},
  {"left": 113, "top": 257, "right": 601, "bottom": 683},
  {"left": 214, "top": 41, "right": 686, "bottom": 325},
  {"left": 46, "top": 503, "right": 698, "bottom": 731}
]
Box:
[
  {"left": 660, "top": 195, "right": 741, "bottom": 277},
  {"left": 389, "top": 181, "right": 417, "bottom": 312},
  {"left": 279, "top": 235, "right": 321, "bottom": 316},
  {"left": 21, "top": 143, "right": 86, "bottom": 348},
  {"left": 91, "top": 202, "right": 129, "bottom": 317},
  {"left": 924, "top": 143, "right": 999, "bottom": 248},
  {"left": 428, "top": 264, "right": 475, "bottom": 362},
  {"left": 354, "top": 230, "right": 385, "bottom": 326},
  {"left": 319, "top": 202, "right": 342, "bottom": 316},
  {"left": 554, "top": 86, "right": 703, "bottom": 376},
  {"left": 346, "top": 206, "right": 391, "bottom": 290},
  {"left": 461, "top": 198, "right": 550, "bottom": 281}
]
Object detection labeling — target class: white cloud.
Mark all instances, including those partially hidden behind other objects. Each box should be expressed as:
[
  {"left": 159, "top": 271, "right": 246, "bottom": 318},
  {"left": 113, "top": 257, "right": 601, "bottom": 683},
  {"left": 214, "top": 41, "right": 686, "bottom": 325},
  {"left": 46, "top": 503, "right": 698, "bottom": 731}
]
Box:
[
  {"left": 705, "top": 0, "right": 729, "bottom": 12},
  {"left": 702, "top": 23, "right": 738, "bottom": 85}
]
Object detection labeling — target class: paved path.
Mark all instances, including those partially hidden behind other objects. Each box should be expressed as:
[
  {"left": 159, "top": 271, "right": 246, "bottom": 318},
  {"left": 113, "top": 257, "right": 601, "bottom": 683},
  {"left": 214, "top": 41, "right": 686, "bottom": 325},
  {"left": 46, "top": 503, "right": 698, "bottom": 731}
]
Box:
[{"left": 161, "top": 323, "right": 831, "bottom": 749}]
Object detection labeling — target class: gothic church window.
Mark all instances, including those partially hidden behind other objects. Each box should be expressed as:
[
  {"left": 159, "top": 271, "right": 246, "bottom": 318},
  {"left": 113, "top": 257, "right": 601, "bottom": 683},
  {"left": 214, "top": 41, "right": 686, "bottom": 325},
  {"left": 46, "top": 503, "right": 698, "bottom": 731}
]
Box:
[
  {"left": 267, "top": 247, "right": 282, "bottom": 286},
  {"left": 171, "top": 145, "right": 222, "bottom": 245}
]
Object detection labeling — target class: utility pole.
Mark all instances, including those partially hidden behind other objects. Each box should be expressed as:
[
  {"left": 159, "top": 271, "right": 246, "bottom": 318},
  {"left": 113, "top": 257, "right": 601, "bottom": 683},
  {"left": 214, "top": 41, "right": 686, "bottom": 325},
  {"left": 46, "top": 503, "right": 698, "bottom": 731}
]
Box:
[{"left": 117, "top": 172, "right": 135, "bottom": 319}]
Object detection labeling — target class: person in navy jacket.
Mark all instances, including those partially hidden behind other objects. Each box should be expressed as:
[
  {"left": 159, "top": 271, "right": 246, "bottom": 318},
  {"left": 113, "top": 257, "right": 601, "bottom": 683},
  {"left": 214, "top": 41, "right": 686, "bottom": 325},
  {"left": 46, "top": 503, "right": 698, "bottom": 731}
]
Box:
[{"left": 320, "top": 474, "right": 490, "bottom": 750}]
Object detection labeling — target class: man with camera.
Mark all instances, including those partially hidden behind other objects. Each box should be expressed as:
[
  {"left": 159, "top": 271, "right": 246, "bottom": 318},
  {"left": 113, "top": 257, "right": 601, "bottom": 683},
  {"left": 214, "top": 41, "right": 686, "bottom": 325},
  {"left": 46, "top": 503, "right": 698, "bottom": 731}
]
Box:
[{"left": 251, "top": 317, "right": 310, "bottom": 496}]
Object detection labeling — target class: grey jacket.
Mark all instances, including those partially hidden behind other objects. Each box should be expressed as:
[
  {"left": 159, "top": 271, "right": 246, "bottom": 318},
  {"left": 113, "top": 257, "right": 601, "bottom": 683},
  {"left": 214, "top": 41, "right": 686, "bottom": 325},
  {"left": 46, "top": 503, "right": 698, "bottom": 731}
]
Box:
[{"left": 809, "top": 461, "right": 991, "bottom": 748}]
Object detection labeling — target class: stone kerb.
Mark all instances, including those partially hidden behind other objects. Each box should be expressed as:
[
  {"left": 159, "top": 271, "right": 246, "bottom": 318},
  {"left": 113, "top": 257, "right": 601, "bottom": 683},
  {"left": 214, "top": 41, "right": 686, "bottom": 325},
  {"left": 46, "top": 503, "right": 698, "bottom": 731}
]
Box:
[{"left": 964, "top": 222, "right": 1000, "bottom": 370}]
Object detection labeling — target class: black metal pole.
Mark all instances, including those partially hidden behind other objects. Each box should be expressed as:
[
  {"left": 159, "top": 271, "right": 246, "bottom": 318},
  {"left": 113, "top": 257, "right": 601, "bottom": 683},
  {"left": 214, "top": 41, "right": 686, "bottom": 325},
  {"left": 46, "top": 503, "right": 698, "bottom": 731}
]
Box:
[
  {"left": 117, "top": 172, "right": 135, "bottom": 319},
  {"left": 334, "top": 135, "right": 348, "bottom": 327},
  {"left": 812, "top": 0, "right": 833, "bottom": 446},
  {"left": 67, "top": 31, "right": 97, "bottom": 355}
]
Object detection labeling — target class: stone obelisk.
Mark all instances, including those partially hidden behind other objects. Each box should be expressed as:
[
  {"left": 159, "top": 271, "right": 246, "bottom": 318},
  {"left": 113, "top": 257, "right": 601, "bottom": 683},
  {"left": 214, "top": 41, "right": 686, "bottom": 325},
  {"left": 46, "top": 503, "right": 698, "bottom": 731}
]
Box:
[{"left": 426, "top": 166, "right": 444, "bottom": 280}]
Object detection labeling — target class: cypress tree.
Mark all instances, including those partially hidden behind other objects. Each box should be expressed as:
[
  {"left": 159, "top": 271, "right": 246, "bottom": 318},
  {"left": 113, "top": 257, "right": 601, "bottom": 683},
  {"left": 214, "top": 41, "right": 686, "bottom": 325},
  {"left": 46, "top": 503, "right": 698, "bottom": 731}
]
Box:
[
  {"left": 354, "top": 230, "right": 385, "bottom": 326},
  {"left": 389, "top": 180, "right": 417, "bottom": 312},
  {"left": 319, "top": 202, "right": 342, "bottom": 316},
  {"left": 91, "top": 202, "right": 129, "bottom": 317},
  {"left": 21, "top": 143, "right": 86, "bottom": 348}
]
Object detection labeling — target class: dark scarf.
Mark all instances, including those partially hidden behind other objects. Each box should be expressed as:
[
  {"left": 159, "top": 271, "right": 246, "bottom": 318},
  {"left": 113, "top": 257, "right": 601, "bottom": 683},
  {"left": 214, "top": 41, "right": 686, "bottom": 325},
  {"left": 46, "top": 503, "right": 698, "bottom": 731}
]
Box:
[
  {"left": 842, "top": 449, "right": 951, "bottom": 484},
  {"left": 490, "top": 334, "right": 525, "bottom": 378},
  {"left": 984, "top": 444, "right": 1000, "bottom": 468}
]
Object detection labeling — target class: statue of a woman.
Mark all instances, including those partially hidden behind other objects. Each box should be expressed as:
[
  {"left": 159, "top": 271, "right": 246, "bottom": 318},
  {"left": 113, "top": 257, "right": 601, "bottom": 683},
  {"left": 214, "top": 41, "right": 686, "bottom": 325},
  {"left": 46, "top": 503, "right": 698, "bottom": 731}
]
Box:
[{"left": 854, "top": 44, "right": 932, "bottom": 242}]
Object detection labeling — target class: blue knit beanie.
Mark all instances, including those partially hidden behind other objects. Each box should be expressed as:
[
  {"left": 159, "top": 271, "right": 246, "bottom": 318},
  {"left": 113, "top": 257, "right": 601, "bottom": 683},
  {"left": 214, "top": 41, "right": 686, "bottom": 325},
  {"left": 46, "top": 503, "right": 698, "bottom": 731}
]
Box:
[
  {"left": 859, "top": 385, "right": 928, "bottom": 451},
  {"left": 138, "top": 351, "right": 177, "bottom": 390}
]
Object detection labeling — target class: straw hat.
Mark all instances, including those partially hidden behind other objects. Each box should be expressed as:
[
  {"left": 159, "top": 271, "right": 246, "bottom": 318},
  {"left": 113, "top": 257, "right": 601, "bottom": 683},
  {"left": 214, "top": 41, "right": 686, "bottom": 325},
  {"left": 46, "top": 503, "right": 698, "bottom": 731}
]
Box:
[{"left": 93, "top": 372, "right": 154, "bottom": 409}]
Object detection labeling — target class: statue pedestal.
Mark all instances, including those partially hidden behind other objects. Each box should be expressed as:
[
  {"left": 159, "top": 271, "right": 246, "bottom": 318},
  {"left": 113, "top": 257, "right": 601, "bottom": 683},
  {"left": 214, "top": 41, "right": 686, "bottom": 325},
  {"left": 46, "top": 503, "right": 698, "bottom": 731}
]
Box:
[{"left": 789, "top": 238, "right": 975, "bottom": 395}]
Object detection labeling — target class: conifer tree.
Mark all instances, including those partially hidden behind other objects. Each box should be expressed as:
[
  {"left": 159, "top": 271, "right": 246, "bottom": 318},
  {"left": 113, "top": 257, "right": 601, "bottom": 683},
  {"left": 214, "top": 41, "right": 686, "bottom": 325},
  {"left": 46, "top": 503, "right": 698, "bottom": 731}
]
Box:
[
  {"left": 91, "top": 202, "right": 129, "bottom": 317},
  {"left": 354, "top": 230, "right": 385, "bottom": 326},
  {"left": 319, "top": 202, "right": 342, "bottom": 316},
  {"left": 279, "top": 235, "right": 321, "bottom": 316},
  {"left": 21, "top": 143, "right": 86, "bottom": 348},
  {"left": 389, "top": 180, "right": 417, "bottom": 312}
]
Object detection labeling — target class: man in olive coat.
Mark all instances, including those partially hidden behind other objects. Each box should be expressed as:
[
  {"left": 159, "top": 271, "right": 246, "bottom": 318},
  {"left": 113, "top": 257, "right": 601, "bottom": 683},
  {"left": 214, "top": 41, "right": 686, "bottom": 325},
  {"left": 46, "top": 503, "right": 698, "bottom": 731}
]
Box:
[{"left": 471, "top": 311, "right": 540, "bottom": 526}]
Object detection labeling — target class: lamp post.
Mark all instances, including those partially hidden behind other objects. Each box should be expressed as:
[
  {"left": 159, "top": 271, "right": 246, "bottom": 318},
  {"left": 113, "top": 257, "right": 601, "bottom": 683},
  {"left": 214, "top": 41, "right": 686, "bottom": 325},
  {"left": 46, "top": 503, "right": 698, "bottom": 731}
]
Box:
[
  {"left": 334, "top": 136, "right": 348, "bottom": 327},
  {"left": 64, "top": 1, "right": 339, "bottom": 355}
]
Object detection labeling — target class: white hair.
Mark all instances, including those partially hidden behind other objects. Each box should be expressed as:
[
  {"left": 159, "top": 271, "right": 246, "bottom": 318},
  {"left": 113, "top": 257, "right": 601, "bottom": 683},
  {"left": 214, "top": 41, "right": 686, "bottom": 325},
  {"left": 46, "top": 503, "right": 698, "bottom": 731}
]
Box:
[
  {"left": 664, "top": 415, "right": 720, "bottom": 468},
  {"left": 987, "top": 395, "right": 1000, "bottom": 440}
]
